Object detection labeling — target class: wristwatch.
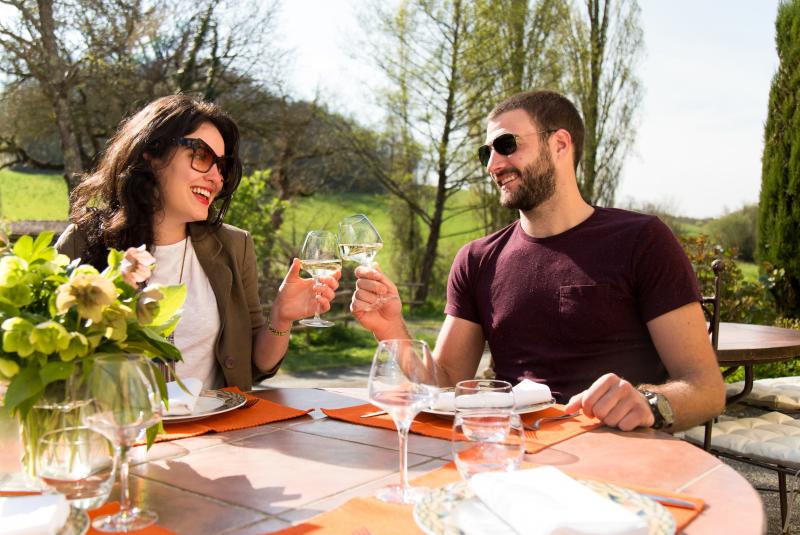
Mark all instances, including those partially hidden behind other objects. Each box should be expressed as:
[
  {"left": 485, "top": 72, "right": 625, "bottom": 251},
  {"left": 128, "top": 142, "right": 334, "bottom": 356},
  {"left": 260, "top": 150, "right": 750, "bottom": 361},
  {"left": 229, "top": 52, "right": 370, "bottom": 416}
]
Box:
[{"left": 639, "top": 389, "right": 674, "bottom": 430}]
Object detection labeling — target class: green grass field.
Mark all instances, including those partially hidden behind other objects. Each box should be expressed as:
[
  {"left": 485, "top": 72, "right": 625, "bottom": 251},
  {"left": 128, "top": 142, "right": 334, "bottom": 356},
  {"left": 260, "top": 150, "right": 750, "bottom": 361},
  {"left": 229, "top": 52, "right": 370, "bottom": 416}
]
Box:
[{"left": 0, "top": 169, "right": 68, "bottom": 220}]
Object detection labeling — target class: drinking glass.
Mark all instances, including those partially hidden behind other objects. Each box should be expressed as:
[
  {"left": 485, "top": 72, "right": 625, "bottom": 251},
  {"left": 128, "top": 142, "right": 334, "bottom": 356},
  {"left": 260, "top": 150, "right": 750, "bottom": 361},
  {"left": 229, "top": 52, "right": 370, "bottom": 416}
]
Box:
[
  {"left": 368, "top": 339, "right": 438, "bottom": 503},
  {"left": 299, "top": 230, "right": 341, "bottom": 328},
  {"left": 37, "top": 426, "right": 115, "bottom": 512},
  {"left": 82, "top": 354, "right": 162, "bottom": 532},
  {"left": 338, "top": 214, "right": 383, "bottom": 266},
  {"left": 452, "top": 379, "right": 524, "bottom": 481}
]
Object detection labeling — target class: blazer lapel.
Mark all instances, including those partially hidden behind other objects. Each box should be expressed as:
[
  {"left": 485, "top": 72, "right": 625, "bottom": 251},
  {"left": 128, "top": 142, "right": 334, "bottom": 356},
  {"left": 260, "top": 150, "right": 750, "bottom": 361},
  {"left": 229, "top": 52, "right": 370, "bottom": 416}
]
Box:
[{"left": 189, "top": 224, "right": 231, "bottom": 336}]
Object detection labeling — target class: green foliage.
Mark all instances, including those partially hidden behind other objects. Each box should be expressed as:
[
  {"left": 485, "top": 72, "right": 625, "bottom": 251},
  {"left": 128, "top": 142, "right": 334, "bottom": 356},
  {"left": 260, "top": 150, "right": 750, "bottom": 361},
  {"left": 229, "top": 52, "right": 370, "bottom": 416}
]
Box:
[
  {"left": 758, "top": 0, "right": 800, "bottom": 317},
  {"left": 283, "top": 324, "right": 377, "bottom": 372},
  {"left": 706, "top": 204, "right": 758, "bottom": 261},
  {"left": 0, "top": 169, "right": 68, "bottom": 221},
  {"left": 0, "top": 234, "right": 185, "bottom": 417}
]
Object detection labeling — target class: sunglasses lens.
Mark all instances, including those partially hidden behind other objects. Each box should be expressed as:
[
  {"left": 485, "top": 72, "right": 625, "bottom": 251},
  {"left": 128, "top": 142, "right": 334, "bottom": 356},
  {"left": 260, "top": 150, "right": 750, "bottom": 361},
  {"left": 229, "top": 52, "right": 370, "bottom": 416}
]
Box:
[
  {"left": 478, "top": 133, "right": 518, "bottom": 167},
  {"left": 478, "top": 145, "right": 491, "bottom": 167},
  {"left": 192, "top": 145, "right": 215, "bottom": 173},
  {"left": 493, "top": 133, "right": 517, "bottom": 156}
]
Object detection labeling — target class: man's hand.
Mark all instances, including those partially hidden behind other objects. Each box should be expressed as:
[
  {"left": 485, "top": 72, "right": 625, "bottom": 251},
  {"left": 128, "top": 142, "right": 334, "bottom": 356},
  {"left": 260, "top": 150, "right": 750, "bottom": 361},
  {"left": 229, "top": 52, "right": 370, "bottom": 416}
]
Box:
[
  {"left": 272, "top": 258, "right": 340, "bottom": 326},
  {"left": 564, "top": 373, "right": 654, "bottom": 431},
  {"left": 351, "top": 263, "right": 406, "bottom": 339}
]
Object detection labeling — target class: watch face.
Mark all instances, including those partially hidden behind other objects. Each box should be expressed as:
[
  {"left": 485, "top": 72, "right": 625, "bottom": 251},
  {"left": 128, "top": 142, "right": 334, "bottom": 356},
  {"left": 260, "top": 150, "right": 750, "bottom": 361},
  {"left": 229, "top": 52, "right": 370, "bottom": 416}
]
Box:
[{"left": 655, "top": 394, "right": 674, "bottom": 425}]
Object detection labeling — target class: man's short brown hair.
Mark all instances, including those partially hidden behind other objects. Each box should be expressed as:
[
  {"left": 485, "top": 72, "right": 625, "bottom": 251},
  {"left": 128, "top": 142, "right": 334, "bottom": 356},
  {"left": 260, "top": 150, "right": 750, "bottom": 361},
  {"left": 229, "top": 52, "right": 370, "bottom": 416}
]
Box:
[{"left": 489, "top": 90, "right": 585, "bottom": 171}]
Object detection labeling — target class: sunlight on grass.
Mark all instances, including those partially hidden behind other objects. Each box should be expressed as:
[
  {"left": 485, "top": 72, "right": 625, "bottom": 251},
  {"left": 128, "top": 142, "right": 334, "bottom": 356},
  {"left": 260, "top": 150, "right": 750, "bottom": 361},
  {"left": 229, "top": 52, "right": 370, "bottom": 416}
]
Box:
[{"left": 0, "top": 169, "right": 68, "bottom": 220}]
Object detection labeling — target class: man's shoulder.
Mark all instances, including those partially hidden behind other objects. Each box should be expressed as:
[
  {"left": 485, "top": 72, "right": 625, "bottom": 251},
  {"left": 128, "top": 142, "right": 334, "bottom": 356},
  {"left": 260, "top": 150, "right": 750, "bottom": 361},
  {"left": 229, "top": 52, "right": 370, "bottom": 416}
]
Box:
[{"left": 463, "top": 220, "right": 519, "bottom": 253}]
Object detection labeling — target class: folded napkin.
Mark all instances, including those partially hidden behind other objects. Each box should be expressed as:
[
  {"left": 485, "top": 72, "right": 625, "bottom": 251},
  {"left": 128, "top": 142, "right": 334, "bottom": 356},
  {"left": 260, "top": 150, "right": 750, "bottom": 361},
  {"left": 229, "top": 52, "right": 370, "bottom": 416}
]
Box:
[
  {"left": 164, "top": 378, "right": 203, "bottom": 416},
  {"left": 433, "top": 379, "right": 551, "bottom": 412},
  {"left": 460, "top": 466, "right": 648, "bottom": 535},
  {"left": 0, "top": 494, "right": 69, "bottom": 535}
]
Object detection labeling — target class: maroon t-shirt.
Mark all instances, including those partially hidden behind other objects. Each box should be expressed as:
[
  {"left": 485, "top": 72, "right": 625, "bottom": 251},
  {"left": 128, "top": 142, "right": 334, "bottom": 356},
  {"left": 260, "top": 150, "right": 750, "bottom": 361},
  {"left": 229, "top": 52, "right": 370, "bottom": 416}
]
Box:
[{"left": 445, "top": 207, "right": 702, "bottom": 403}]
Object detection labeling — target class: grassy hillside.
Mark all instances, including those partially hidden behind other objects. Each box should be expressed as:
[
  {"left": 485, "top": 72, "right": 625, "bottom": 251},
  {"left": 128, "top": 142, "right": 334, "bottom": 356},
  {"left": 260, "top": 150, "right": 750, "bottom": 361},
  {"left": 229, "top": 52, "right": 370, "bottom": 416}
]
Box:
[{"left": 0, "top": 169, "right": 68, "bottom": 221}]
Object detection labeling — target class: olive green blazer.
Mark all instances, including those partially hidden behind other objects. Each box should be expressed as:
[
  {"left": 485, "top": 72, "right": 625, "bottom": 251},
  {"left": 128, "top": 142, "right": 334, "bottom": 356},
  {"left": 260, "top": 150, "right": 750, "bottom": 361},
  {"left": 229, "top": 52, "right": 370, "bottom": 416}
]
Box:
[{"left": 55, "top": 222, "right": 272, "bottom": 390}]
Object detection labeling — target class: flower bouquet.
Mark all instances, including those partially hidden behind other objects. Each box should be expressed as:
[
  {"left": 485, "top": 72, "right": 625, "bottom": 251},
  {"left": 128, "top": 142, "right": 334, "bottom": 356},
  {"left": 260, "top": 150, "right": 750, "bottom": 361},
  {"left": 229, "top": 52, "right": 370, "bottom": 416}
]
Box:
[{"left": 0, "top": 232, "right": 185, "bottom": 467}]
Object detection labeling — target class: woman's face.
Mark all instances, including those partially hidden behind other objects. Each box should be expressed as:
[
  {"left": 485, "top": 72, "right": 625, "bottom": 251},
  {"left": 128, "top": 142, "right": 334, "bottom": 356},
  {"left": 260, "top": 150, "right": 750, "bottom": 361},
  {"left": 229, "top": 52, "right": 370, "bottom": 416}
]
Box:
[{"left": 153, "top": 121, "right": 226, "bottom": 233}]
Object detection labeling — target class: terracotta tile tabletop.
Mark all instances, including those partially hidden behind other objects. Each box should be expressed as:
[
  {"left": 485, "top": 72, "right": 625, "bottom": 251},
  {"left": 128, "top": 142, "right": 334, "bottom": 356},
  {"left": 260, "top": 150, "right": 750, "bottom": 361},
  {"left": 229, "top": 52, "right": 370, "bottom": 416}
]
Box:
[{"left": 117, "top": 387, "right": 765, "bottom": 534}]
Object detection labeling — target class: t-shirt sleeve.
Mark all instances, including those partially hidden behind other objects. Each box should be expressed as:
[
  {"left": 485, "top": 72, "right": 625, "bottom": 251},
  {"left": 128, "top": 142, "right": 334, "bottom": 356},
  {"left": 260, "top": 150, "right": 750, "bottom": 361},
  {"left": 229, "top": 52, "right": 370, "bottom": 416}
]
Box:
[
  {"left": 634, "top": 218, "right": 703, "bottom": 322},
  {"left": 444, "top": 244, "right": 481, "bottom": 323}
]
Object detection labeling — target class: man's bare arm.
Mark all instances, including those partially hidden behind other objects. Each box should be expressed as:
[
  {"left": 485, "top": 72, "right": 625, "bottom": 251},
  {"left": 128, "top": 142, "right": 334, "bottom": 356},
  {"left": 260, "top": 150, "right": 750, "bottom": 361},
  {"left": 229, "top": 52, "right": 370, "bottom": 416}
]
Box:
[{"left": 433, "top": 315, "right": 486, "bottom": 386}]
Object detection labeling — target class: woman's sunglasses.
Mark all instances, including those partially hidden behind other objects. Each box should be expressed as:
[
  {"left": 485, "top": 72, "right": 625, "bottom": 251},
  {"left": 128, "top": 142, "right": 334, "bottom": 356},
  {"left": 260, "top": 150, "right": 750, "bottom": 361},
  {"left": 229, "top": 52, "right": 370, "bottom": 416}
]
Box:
[
  {"left": 175, "top": 137, "right": 232, "bottom": 180},
  {"left": 477, "top": 130, "right": 555, "bottom": 167}
]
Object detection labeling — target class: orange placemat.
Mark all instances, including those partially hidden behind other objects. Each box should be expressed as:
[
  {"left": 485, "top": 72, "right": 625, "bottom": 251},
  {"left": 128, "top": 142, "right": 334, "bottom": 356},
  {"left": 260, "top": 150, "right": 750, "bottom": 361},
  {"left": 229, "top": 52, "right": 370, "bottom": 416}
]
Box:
[
  {"left": 136, "top": 387, "right": 312, "bottom": 445},
  {"left": 270, "top": 462, "right": 705, "bottom": 535},
  {"left": 88, "top": 502, "right": 176, "bottom": 534},
  {"left": 321, "top": 403, "right": 601, "bottom": 453}
]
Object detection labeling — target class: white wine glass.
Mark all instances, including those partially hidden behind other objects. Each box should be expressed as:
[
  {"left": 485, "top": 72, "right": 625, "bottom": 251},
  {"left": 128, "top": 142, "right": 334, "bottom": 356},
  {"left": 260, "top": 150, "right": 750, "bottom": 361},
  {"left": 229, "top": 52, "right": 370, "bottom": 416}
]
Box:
[
  {"left": 82, "top": 354, "right": 162, "bottom": 532},
  {"left": 368, "top": 339, "right": 438, "bottom": 504},
  {"left": 37, "top": 426, "right": 116, "bottom": 514},
  {"left": 338, "top": 214, "right": 383, "bottom": 266},
  {"left": 452, "top": 379, "right": 524, "bottom": 482},
  {"left": 299, "top": 230, "right": 341, "bottom": 328}
]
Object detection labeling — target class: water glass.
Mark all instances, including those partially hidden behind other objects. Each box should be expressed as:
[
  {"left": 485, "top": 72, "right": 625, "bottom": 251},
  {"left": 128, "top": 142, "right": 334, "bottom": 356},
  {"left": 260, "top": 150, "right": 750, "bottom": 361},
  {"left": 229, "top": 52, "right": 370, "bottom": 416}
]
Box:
[
  {"left": 452, "top": 379, "right": 524, "bottom": 481},
  {"left": 37, "top": 426, "right": 115, "bottom": 510}
]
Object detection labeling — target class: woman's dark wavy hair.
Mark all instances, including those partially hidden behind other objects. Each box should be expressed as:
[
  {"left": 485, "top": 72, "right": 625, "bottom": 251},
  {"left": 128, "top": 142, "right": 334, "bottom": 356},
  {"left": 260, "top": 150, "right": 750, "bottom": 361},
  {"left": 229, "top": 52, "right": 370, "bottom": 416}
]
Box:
[{"left": 70, "top": 94, "right": 243, "bottom": 268}]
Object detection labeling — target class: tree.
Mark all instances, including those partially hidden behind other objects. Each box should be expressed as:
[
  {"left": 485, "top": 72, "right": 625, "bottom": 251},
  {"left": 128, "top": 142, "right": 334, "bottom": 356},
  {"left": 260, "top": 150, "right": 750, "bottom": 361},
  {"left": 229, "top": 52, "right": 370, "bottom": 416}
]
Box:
[
  {"left": 758, "top": 0, "right": 800, "bottom": 317},
  {"left": 564, "top": 0, "right": 643, "bottom": 205}
]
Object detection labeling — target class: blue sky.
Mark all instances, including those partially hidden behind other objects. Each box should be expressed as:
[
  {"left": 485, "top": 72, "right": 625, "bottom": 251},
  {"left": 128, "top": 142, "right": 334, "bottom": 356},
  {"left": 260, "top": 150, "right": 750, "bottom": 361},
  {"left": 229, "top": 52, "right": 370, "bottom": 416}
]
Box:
[{"left": 278, "top": 0, "right": 781, "bottom": 219}]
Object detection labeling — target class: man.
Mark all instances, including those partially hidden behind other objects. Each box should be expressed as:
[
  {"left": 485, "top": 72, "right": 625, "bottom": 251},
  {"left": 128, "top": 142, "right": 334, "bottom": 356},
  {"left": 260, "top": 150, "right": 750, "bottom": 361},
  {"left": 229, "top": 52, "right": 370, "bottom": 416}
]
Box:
[{"left": 352, "top": 90, "right": 724, "bottom": 432}]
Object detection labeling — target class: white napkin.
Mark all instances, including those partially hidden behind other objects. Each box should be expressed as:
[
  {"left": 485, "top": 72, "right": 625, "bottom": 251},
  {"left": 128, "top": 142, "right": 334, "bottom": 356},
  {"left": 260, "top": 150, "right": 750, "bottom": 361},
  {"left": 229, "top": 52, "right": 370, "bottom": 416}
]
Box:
[
  {"left": 0, "top": 494, "right": 70, "bottom": 535},
  {"left": 433, "top": 379, "right": 551, "bottom": 412},
  {"left": 459, "top": 466, "right": 648, "bottom": 535},
  {"left": 164, "top": 378, "right": 203, "bottom": 416}
]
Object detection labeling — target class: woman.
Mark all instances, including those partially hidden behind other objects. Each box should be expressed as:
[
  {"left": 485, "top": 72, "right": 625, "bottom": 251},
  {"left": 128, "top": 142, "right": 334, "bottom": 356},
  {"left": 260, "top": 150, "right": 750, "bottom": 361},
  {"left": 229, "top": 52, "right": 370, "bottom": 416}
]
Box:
[{"left": 56, "top": 94, "right": 339, "bottom": 390}]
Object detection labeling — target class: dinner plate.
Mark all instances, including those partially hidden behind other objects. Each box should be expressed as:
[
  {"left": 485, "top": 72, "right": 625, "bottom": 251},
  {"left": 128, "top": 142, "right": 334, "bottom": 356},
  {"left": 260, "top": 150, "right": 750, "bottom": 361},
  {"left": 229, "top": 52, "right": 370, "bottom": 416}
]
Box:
[
  {"left": 413, "top": 480, "right": 676, "bottom": 535},
  {"left": 422, "top": 398, "right": 556, "bottom": 418},
  {"left": 162, "top": 390, "right": 246, "bottom": 423}
]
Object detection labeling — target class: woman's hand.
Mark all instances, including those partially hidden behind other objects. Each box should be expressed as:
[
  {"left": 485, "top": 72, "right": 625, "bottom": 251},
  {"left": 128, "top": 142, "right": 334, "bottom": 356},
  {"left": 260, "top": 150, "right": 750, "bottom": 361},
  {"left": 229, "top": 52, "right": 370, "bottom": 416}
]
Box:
[
  {"left": 270, "top": 258, "right": 340, "bottom": 327},
  {"left": 351, "top": 264, "right": 407, "bottom": 339}
]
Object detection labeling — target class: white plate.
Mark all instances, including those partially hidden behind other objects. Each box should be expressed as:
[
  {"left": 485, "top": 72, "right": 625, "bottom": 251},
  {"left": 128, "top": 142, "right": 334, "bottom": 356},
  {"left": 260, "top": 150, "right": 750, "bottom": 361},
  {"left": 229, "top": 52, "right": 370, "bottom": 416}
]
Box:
[
  {"left": 413, "top": 481, "right": 676, "bottom": 535},
  {"left": 162, "top": 390, "right": 246, "bottom": 423},
  {"left": 422, "top": 398, "right": 556, "bottom": 417}
]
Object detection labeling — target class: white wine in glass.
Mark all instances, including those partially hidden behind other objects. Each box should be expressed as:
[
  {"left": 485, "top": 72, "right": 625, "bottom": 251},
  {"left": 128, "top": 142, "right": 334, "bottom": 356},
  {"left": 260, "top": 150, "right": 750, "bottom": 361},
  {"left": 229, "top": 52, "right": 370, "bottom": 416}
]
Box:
[
  {"left": 368, "top": 339, "right": 438, "bottom": 504},
  {"left": 338, "top": 214, "right": 383, "bottom": 266},
  {"left": 299, "top": 230, "right": 341, "bottom": 328}
]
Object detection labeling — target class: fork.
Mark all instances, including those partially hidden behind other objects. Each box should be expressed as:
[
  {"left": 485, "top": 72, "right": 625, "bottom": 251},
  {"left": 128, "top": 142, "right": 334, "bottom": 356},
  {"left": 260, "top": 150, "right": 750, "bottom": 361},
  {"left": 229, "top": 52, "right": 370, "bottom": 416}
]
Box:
[
  {"left": 524, "top": 412, "right": 580, "bottom": 431},
  {"left": 242, "top": 397, "right": 259, "bottom": 409}
]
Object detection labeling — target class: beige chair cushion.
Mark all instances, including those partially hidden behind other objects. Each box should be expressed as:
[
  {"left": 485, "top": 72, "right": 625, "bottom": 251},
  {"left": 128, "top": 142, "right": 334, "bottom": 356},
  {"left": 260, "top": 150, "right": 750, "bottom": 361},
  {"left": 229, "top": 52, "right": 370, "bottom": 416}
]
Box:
[
  {"left": 680, "top": 412, "right": 800, "bottom": 468},
  {"left": 726, "top": 377, "right": 800, "bottom": 410}
]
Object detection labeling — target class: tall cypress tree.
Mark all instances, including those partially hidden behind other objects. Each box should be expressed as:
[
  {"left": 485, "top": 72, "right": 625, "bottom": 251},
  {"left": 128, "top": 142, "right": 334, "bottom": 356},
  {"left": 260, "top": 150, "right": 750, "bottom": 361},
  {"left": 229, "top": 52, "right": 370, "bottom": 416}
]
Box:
[{"left": 758, "top": 0, "right": 800, "bottom": 317}]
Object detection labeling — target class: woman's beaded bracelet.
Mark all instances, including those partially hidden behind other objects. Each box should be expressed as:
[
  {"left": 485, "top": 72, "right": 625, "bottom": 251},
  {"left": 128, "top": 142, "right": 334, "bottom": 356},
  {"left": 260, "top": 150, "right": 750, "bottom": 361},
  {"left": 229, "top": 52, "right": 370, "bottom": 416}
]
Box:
[{"left": 267, "top": 319, "right": 290, "bottom": 336}]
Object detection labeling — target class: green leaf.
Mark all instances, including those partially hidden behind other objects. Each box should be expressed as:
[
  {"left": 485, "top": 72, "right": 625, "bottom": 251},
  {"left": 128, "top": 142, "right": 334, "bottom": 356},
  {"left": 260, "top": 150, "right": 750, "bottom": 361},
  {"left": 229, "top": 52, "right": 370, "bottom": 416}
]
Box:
[
  {"left": 145, "top": 421, "right": 163, "bottom": 450},
  {"left": 12, "top": 235, "right": 33, "bottom": 261},
  {"left": 30, "top": 232, "right": 55, "bottom": 262},
  {"left": 0, "top": 284, "right": 33, "bottom": 308},
  {"left": 40, "top": 360, "right": 75, "bottom": 386},
  {"left": 103, "top": 249, "right": 124, "bottom": 279},
  {"left": 4, "top": 366, "right": 43, "bottom": 415},
  {"left": 145, "top": 284, "right": 186, "bottom": 327},
  {"left": 0, "top": 358, "right": 20, "bottom": 378}
]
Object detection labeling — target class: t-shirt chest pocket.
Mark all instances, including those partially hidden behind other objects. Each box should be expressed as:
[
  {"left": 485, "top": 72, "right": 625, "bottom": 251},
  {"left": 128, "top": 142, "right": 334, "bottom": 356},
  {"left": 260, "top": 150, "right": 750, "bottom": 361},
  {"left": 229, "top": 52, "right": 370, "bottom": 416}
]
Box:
[{"left": 558, "top": 284, "right": 615, "bottom": 340}]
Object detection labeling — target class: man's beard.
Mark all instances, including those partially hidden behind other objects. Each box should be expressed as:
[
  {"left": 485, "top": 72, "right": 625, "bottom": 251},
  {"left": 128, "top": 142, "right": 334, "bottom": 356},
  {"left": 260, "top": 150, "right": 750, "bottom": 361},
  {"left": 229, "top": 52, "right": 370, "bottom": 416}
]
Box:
[{"left": 498, "top": 147, "right": 556, "bottom": 211}]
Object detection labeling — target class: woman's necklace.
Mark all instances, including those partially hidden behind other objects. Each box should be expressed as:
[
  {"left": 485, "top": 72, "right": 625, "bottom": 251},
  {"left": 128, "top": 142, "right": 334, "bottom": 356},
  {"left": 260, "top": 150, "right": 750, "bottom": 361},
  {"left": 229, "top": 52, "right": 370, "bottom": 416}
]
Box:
[{"left": 167, "top": 237, "right": 189, "bottom": 345}]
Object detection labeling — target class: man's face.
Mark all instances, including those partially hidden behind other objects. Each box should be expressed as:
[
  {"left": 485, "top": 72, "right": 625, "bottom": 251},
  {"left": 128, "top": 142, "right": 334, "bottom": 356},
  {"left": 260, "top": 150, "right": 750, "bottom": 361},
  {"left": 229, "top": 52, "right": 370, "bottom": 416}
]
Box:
[{"left": 484, "top": 109, "right": 556, "bottom": 211}]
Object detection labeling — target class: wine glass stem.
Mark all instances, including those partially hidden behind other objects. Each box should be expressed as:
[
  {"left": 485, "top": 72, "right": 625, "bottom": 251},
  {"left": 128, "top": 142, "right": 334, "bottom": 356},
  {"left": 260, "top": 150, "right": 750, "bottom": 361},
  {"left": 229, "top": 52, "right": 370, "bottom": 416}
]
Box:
[
  {"left": 396, "top": 424, "right": 411, "bottom": 498},
  {"left": 117, "top": 443, "right": 132, "bottom": 517},
  {"left": 312, "top": 277, "right": 322, "bottom": 321}
]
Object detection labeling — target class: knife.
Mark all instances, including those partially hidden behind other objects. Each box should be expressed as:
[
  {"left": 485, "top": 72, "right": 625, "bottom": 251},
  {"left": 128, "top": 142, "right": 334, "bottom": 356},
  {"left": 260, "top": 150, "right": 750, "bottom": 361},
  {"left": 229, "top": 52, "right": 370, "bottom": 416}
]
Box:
[
  {"left": 638, "top": 492, "right": 698, "bottom": 509},
  {"left": 360, "top": 410, "right": 388, "bottom": 418}
]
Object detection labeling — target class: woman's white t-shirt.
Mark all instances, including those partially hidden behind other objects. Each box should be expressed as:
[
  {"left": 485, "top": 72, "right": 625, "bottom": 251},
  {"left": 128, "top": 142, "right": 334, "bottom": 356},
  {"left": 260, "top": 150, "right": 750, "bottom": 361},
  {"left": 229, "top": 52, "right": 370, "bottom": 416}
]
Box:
[{"left": 150, "top": 239, "right": 222, "bottom": 389}]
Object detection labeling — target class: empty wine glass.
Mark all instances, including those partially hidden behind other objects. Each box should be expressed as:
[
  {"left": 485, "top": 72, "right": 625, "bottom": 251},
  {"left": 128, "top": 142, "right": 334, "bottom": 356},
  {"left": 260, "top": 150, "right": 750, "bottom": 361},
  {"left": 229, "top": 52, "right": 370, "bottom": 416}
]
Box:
[
  {"left": 37, "top": 426, "right": 116, "bottom": 514},
  {"left": 82, "top": 354, "right": 162, "bottom": 532},
  {"left": 338, "top": 214, "right": 383, "bottom": 266},
  {"left": 368, "top": 339, "right": 438, "bottom": 504},
  {"left": 299, "top": 230, "right": 341, "bottom": 328},
  {"left": 452, "top": 379, "right": 524, "bottom": 481}
]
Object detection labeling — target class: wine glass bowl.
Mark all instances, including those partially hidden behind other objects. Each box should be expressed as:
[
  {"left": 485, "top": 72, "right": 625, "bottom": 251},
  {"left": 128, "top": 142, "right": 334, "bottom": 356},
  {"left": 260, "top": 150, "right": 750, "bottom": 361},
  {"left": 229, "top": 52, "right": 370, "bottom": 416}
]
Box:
[
  {"left": 82, "top": 354, "right": 162, "bottom": 532},
  {"left": 37, "top": 426, "right": 116, "bottom": 511},
  {"left": 299, "top": 230, "right": 341, "bottom": 328},
  {"left": 368, "top": 339, "right": 438, "bottom": 504},
  {"left": 338, "top": 214, "right": 383, "bottom": 266}
]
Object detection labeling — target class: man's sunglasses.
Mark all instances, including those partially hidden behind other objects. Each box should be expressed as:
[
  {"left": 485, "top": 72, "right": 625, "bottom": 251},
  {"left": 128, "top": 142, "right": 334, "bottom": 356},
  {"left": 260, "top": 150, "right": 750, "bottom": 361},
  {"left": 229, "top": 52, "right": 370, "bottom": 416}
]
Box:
[
  {"left": 176, "top": 137, "right": 232, "bottom": 180},
  {"left": 477, "top": 130, "right": 555, "bottom": 167}
]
